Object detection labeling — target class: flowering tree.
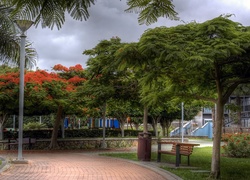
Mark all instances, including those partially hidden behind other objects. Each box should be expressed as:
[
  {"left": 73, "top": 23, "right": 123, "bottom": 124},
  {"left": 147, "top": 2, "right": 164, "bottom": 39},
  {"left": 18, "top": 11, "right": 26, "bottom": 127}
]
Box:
[
  {"left": 49, "top": 64, "right": 86, "bottom": 148},
  {"left": 0, "top": 64, "right": 86, "bottom": 147}
]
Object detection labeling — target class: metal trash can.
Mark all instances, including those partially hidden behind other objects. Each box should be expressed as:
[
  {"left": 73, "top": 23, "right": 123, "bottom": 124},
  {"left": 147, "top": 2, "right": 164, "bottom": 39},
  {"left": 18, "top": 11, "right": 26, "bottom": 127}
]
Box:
[{"left": 137, "top": 132, "right": 152, "bottom": 161}]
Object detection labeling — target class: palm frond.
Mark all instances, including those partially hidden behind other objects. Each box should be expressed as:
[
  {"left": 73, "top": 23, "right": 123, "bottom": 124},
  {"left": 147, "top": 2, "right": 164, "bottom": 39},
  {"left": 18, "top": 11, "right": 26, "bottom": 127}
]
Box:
[
  {"left": 126, "top": 0, "right": 179, "bottom": 25},
  {"left": 2, "top": 0, "right": 95, "bottom": 29},
  {"left": 66, "top": 0, "right": 95, "bottom": 21}
]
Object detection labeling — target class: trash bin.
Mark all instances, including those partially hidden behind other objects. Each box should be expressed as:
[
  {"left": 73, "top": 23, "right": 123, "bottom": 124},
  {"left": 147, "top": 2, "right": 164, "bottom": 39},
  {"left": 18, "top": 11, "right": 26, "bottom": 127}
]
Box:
[{"left": 137, "top": 132, "right": 152, "bottom": 161}]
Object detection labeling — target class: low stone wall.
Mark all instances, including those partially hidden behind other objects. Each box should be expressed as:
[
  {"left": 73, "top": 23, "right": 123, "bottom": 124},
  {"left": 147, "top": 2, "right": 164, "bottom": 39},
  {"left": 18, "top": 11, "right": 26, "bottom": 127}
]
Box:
[
  {"left": 0, "top": 137, "right": 189, "bottom": 150},
  {"left": 35, "top": 138, "right": 138, "bottom": 150},
  {"left": 35, "top": 137, "right": 190, "bottom": 150}
]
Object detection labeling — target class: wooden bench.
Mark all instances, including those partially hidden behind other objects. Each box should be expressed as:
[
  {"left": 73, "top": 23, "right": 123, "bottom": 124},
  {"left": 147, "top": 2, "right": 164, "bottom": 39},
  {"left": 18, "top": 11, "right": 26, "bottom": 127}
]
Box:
[
  {"left": 157, "top": 141, "right": 199, "bottom": 167},
  {"left": 6, "top": 137, "right": 36, "bottom": 150}
]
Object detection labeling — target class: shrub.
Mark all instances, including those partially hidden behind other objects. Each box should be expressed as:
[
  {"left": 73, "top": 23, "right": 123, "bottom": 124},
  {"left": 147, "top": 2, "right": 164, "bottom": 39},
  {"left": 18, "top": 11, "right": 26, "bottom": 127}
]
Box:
[
  {"left": 222, "top": 133, "right": 250, "bottom": 158},
  {"left": 24, "top": 122, "right": 47, "bottom": 130}
]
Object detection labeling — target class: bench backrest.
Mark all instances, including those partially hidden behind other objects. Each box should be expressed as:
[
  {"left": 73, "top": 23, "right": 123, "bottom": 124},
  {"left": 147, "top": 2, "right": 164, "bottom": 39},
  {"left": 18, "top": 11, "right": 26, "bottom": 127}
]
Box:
[
  {"left": 30, "top": 138, "right": 36, "bottom": 143},
  {"left": 22, "top": 138, "right": 30, "bottom": 143},
  {"left": 17, "top": 138, "right": 36, "bottom": 143},
  {"left": 171, "top": 143, "right": 194, "bottom": 155}
]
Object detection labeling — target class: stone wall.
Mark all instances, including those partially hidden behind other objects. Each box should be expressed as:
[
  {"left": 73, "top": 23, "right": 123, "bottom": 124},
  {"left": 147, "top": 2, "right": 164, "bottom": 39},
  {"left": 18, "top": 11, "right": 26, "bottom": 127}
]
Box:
[{"left": 1, "top": 137, "right": 189, "bottom": 150}]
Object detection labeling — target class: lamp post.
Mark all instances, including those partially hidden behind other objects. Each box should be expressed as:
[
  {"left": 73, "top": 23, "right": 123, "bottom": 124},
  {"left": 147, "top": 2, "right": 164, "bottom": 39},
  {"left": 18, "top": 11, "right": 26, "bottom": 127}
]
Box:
[
  {"left": 181, "top": 102, "right": 184, "bottom": 143},
  {"left": 15, "top": 20, "right": 33, "bottom": 162}
]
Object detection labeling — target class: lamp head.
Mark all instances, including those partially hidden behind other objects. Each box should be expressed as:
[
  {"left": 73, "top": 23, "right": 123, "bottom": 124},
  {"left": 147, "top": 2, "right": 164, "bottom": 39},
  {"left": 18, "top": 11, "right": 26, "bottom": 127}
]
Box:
[{"left": 15, "top": 20, "right": 33, "bottom": 33}]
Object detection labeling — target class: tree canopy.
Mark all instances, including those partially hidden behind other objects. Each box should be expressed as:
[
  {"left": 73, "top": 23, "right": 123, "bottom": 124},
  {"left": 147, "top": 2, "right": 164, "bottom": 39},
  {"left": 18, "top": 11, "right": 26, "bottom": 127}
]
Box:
[{"left": 115, "top": 15, "right": 250, "bottom": 178}]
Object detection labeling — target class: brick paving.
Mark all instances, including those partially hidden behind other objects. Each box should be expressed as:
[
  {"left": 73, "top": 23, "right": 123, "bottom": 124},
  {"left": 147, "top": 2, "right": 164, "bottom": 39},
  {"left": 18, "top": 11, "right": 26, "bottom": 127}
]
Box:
[{"left": 0, "top": 150, "right": 180, "bottom": 180}]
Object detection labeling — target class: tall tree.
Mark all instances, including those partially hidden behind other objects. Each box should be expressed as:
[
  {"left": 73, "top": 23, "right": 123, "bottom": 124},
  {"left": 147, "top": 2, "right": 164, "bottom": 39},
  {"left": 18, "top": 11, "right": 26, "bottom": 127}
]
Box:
[
  {"left": 83, "top": 37, "right": 133, "bottom": 146},
  {"left": 126, "top": 16, "right": 250, "bottom": 179},
  {"left": 48, "top": 64, "right": 86, "bottom": 148}
]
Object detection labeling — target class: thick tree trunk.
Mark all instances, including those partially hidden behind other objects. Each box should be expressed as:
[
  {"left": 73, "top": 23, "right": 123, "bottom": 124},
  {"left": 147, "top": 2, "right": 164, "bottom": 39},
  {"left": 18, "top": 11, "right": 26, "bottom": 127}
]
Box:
[
  {"left": 210, "top": 100, "right": 224, "bottom": 179},
  {"left": 49, "top": 105, "right": 63, "bottom": 149}
]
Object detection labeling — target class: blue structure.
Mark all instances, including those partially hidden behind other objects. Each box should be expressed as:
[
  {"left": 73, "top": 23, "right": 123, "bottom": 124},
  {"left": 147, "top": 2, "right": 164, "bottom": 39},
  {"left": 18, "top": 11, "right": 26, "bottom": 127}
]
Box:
[
  {"left": 170, "top": 121, "right": 213, "bottom": 139},
  {"left": 191, "top": 122, "right": 213, "bottom": 139},
  {"left": 113, "top": 118, "right": 120, "bottom": 128},
  {"left": 98, "top": 118, "right": 120, "bottom": 128},
  {"left": 170, "top": 121, "right": 192, "bottom": 137},
  {"left": 64, "top": 118, "right": 69, "bottom": 128}
]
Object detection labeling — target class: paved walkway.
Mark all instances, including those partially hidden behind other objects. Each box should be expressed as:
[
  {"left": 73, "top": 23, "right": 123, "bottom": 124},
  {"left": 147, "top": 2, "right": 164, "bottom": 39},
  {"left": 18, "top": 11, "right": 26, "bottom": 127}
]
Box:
[
  {"left": 0, "top": 139, "right": 213, "bottom": 180},
  {"left": 0, "top": 150, "right": 180, "bottom": 180}
]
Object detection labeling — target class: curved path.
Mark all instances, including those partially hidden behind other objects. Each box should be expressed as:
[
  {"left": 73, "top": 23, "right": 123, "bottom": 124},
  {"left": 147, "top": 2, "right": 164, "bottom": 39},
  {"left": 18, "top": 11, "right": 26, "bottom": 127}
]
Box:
[{"left": 0, "top": 151, "right": 179, "bottom": 180}]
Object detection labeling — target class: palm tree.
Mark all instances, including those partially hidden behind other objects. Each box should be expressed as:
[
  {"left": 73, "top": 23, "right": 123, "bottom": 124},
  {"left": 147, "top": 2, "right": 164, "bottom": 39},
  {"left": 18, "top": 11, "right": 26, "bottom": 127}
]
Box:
[
  {"left": 1, "top": 0, "right": 95, "bottom": 29},
  {"left": 0, "top": 5, "right": 18, "bottom": 62},
  {"left": 125, "top": 0, "right": 179, "bottom": 25},
  {"left": 1, "top": 0, "right": 178, "bottom": 29},
  {"left": 0, "top": 5, "right": 37, "bottom": 69}
]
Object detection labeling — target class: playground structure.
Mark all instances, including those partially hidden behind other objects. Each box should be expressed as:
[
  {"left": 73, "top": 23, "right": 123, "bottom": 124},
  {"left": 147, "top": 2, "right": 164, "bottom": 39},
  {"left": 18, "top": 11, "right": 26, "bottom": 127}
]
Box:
[
  {"left": 170, "top": 121, "right": 213, "bottom": 139},
  {"left": 87, "top": 118, "right": 120, "bottom": 129}
]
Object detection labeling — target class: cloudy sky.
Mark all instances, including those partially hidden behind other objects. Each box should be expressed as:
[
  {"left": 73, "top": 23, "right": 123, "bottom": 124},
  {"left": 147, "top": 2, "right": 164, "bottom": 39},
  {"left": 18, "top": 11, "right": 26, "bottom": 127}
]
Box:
[{"left": 27, "top": 0, "right": 250, "bottom": 71}]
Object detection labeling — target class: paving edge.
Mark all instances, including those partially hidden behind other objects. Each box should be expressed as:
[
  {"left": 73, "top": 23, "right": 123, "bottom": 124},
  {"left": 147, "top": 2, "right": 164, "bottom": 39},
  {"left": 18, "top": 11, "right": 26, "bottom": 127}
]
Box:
[
  {"left": 108, "top": 157, "right": 183, "bottom": 180},
  {"left": 0, "top": 157, "right": 11, "bottom": 174}
]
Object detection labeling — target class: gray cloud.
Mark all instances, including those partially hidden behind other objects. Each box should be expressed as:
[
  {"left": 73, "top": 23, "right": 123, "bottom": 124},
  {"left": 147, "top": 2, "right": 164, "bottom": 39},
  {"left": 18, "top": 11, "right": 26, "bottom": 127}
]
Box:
[{"left": 27, "top": 0, "right": 250, "bottom": 71}]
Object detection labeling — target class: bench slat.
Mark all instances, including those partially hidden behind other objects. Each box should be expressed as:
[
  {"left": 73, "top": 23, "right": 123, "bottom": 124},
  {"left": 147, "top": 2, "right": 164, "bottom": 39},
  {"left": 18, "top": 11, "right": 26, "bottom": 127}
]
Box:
[
  {"left": 4, "top": 137, "right": 36, "bottom": 150},
  {"left": 157, "top": 141, "right": 199, "bottom": 166}
]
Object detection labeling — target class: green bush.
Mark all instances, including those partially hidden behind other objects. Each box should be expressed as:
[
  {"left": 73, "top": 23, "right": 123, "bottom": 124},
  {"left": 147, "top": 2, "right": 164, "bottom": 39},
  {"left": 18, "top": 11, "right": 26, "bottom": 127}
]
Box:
[
  {"left": 24, "top": 122, "right": 47, "bottom": 130},
  {"left": 222, "top": 133, "right": 250, "bottom": 158}
]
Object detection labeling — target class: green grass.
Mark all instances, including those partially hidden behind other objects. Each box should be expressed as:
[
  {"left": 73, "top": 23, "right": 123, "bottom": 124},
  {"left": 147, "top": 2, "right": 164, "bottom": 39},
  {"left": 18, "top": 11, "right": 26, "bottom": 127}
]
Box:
[{"left": 101, "top": 147, "right": 250, "bottom": 180}]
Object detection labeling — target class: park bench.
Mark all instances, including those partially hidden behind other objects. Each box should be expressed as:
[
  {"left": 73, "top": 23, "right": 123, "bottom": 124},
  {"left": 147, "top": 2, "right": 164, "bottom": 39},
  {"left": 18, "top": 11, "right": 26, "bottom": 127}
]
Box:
[
  {"left": 157, "top": 141, "right": 199, "bottom": 167},
  {"left": 6, "top": 137, "right": 36, "bottom": 150}
]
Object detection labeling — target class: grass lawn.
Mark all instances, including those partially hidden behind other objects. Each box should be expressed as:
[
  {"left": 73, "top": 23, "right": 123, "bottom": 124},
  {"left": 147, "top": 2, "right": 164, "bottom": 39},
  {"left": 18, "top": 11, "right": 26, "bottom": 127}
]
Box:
[{"left": 102, "top": 147, "right": 250, "bottom": 180}]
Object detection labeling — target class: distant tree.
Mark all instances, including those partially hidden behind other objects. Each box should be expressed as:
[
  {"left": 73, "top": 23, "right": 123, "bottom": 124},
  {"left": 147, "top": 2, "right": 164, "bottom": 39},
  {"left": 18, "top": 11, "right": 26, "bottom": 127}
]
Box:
[{"left": 83, "top": 37, "right": 136, "bottom": 145}]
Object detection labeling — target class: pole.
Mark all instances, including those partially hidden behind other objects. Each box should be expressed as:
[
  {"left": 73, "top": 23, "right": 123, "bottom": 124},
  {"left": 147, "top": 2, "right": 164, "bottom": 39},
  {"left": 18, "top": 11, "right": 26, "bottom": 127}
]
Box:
[
  {"left": 17, "top": 33, "right": 26, "bottom": 160},
  {"left": 181, "top": 102, "right": 184, "bottom": 143}
]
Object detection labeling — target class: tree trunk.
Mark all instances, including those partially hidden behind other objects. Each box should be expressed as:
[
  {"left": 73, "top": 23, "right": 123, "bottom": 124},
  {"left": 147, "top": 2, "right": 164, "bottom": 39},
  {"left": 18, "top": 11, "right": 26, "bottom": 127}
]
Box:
[
  {"left": 154, "top": 120, "right": 158, "bottom": 137},
  {"left": 0, "top": 113, "right": 7, "bottom": 140},
  {"left": 143, "top": 106, "right": 148, "bottom": 133},
  {"left": 210, "top": 100, "right": 224, "bottom": 179},
  {"left": 101, "top": 103, "right": 107, "bottom": 148},
  {"left": 153, "top": 117, "right": 160, "bottom": 137},
  {"left": 120, "top": 121, "right": 125, "bottom": 137},
  {"left": 134, "top": 124, "right": 139, "bottom": 130},
  {"left": 236, "top": 96, "right": 242, "bottom": 133},
  {"left": 61, "top": 116, "right": 65, "bottom": 138},
  {"left": 161, "top": 120, "right": 166, "bottom": 136},
  {"left": 49, "top": 105, "right": 63, "bottom": 149},
  {"left": 0, "top": 122, "right": 3, "bottom": 140},
  {"left": 118, "top": 115, "right": 127, "bottom": 137}
]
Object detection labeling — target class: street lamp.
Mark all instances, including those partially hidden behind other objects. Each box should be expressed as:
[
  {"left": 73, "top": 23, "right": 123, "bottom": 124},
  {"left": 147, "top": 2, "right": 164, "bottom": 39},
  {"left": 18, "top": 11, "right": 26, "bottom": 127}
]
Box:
[{"left": 15, "top": 20, "right": 33, "bottom": 162}]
